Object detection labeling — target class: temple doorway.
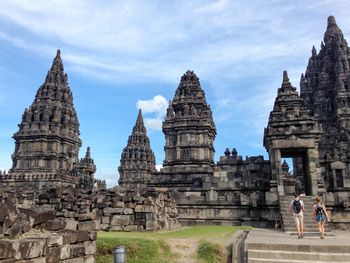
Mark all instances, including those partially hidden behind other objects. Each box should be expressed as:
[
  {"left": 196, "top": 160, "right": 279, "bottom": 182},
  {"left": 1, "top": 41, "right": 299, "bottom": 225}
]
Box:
[{"left": 281, "top": 149, "right": 312, "bottom": 196}]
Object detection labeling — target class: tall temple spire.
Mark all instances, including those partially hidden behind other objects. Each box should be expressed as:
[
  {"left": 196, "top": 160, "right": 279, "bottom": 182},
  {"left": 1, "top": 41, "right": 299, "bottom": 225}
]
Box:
[
  {"left": 300, "top": 16, "right": 350, "bottom": 161},
  {"left": 10, "top": 50, "right": 81, "bottom": 175},
  {"left": 161, "top": 70, "right": 216, "bottom": 186},
  {"left": 118, "top": 110, "right": 156, "bottom": 189},
  {"left": 299, "top": 16, "right": 350, "bottom": 194}
]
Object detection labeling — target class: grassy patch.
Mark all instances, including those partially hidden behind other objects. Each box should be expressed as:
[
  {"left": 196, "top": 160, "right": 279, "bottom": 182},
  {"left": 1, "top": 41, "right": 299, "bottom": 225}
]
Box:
[
  {"left": 96, "top": 225, "right": 251, "bottom": 262},
  {"left": 98, "top": 225, "right": 251, "bottom": 240},
  {"left": 96, "top": 237, "right": 173, "bottom": 263},
  {"left": 197, "top": 241, "right": 225, "bottom": 263}
]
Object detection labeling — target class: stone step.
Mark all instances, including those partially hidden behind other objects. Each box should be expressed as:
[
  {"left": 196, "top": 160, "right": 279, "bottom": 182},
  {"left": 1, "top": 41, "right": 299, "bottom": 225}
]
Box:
[
  {"left": 248, "top": 249, "right": 350, "bottom": 262},
  {"left": 283, "top": 221, "right": 325, "bottom": 226},
  {"left": 248, "top": 257, "right": 341, "bottom": 263},
  {"left": 246, "top": 242, "right": 350, "bottom": 253}
]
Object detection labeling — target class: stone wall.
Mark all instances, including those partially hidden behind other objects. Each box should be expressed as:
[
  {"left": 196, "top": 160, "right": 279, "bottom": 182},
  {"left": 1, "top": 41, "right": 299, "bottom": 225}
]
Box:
[
  {"left": 34, "top": 187, "right": 179, "bottom": 232},
  {"left": 0, "top": 193, "right": 95, "bottom": 263},
  {"left": 0, "top": 187, "right": 179, "bottom": 233},
  {"left": 0, "top": 188, "right": 179, "bottom": 262},
  {"left": 170, "top": 189, "right": 280, "bottom": 228}
]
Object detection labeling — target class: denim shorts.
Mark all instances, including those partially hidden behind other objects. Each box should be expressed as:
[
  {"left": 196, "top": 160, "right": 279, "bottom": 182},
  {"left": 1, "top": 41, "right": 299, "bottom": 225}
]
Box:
[{"left": 316, "top": 214, "right": 325, "bottom": 222}]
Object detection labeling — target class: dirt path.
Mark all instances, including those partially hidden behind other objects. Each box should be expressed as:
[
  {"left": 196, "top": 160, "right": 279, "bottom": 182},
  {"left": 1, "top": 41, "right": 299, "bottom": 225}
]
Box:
[
  {"left": 167, "top": 238, "right": 199, "bottom": 263},
  {"left": 167, "top": 235, "right": 232, "bottom": 263}
]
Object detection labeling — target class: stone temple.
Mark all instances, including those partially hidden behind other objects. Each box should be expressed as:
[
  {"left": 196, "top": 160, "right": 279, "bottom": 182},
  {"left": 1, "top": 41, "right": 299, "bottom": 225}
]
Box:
[
  {"left": 1, "top": 16, "right": 350, "bottom": 231},
  {"left": 118, "top": 16, "right": 350, "bottom": 228},
  {"left": 0, "top": 50, "right": 105, "bottom": 191}
]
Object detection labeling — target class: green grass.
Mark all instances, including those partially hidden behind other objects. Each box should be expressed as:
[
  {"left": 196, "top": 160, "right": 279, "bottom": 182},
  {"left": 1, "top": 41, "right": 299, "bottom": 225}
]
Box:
[
  {"left": 96, "top": 225, "right": 251, "bottom": 262},
  {"left": 98, "top": 225, "right": 250, "bottom": 240},
  {"left": 96, "top": 237, "right": 173, "bottom": 263},
  {"left": 197, "top": 240, "right": 225, "bottom": 263}
]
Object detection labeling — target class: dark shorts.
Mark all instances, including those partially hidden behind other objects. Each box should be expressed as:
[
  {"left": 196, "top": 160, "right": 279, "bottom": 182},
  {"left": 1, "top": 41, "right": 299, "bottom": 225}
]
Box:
[{"left": 316, "top": 214, "right": 325, "bottom": 222}]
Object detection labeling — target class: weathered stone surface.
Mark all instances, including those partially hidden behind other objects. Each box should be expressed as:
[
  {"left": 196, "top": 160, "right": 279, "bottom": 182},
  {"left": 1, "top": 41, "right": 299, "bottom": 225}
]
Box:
[
  {"left": 123, "top": 208, "right": 134, "bottom": 214},
  {"left": 83, "top": 241, "right": 96, "bottom": 255},
  {"left": 0, "top": 258, "right": 15, "bottom": 263},
  {"left": 17, "top": 239, "right": 46, "bottom": 259},
  {"left": 59, "top": 230, "right": 78, "bottom": 244},
  {"left": 103, "top": 207, "right": 123, "bottom": 215},
  {"left": 22, "top": 208, "right": 56, "bottom": 226},
  {"left": 46, "top": 246, "right": 61, "bottom": 263},
  {"left": 78, "top": 213, "right": 96, "bottom": 222},
  {"left": 0, "top": 240, "right": 15, "bottom": 259},
  {"left": 64, "top": 219, "right": 78, "bottom": 230},
  {"left": 47, "top": 234, "right": 63, "bottom": 247},
  {"left": 110, "top": 215, "right": 134, "bottom": 226},
  {"left": 61, "top": 258, "right": 83, "bottom": 263},
  {"left": 45, "top": 219, "right": 67, "bottom": 231},
  {"left": 135, "top": 205, "right": 155, "bottom": 213},
  {"left": 69, "top": 244, "right": 85, "bottom": 258},
  {"left": 78, "top": 221, "right": 97, "bottom": 231},
  {"left": 60, "top": 244, "right": 71, "bottom": 260}
]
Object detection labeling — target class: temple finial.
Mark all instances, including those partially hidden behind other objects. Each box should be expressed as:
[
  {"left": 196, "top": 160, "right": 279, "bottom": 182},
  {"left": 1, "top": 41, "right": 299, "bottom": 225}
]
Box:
[
  {"left": 283, "top": 70, "right": 290, "bottom": 84},
  {"left": 86, "top": 146, "right": 91, "bottom": 158},
  {"left": 133, "top": 109, "right": 146, "bottom": 133},
  {"left": 312, "top": 46, "right": 317, "bottom": 57},
  {"left": 327, "top": 16, "right": 337, "bottom": 28}
]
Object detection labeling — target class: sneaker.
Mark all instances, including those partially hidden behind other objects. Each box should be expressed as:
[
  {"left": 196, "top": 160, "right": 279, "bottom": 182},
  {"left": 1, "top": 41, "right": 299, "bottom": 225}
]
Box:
[{"left": 298, "top": 235, "right": 301, "bottom": 239}]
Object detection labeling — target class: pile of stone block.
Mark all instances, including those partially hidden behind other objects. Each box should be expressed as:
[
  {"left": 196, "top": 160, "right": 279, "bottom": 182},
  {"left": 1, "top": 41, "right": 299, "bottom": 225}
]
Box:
[{"left": 0, "top": 192, "right": 96, "bottom": 262}]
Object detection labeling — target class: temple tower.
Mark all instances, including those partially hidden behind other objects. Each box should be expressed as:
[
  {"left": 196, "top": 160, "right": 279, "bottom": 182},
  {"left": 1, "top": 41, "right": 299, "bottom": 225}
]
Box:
[
  {"left": 75, "top": 147, "right": 97, "bottom": 189},
  {"left": 300, "top": 16, "right": 350, "bottom": 191},
  {"left": 10, "top": 50, "right": 81, "bottom": 174},
  {"left": 118, "top": 109, "right": 156, "bottom": 189},
  {"left": 264, "top": 71, "right": 323, "bottom": 198},
  {"left": 161, "top": 70, "right": 216, "bottom": 187},
  {"left": 2, "top": 50, "right": 98, "bottom": 190}
]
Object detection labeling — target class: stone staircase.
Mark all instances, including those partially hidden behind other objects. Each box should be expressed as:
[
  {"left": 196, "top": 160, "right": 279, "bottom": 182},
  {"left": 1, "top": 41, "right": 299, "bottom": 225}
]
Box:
[
  {"left": 279, "top": 195, "right": 330, "bottom": 234},
  {"left": 245, "top": 229, "right": 350, "bottom": 263}
]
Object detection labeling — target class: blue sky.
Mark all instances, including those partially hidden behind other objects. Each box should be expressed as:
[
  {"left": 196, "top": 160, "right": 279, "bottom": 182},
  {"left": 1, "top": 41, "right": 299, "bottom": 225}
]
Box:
[{"left": 1, "top": 1, "right": 350, "bottom": 187}]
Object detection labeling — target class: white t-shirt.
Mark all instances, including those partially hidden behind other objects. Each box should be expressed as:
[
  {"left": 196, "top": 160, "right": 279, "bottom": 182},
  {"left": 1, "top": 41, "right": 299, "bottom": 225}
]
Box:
[{"left": 290, "top": 199, "right": 304, "bottom": 215}]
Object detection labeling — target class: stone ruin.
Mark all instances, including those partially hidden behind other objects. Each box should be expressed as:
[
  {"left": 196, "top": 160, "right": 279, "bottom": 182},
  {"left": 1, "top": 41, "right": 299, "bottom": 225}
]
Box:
[
  {"left": 117, "top": 16, "right": 350, "bottom": 228},
  {"left": 0, "top": 187, "right": 179, "bottom": 262},
  {"left": 1, "top": 14, "right": 350, "bottom": 262},
  {"left": 0, "top": 50, "right": 105, "bottom": 192}
]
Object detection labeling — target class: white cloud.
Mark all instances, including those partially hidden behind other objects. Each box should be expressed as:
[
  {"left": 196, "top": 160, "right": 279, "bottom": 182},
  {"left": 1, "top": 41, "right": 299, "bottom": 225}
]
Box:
[
  {"left": 137, "top": 95, "right": 168, "bottom": 114},
  {"left": 144, "top": 118, "right": 163, "bottom": 131},
  {"left": 1, "top": 0, "right": 348, "bottom": 85},
  {"left": 137, "top": 95, "right": 168, "bottom": 131}
]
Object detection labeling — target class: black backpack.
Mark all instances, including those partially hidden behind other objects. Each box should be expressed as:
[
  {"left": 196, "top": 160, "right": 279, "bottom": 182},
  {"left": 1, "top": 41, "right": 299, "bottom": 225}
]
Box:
[
  {"left": 316, "top": 205, "right": 324, "bottom": 215},
  {"left": 293, "top": 200, "right": 302, "bottom": 214}
]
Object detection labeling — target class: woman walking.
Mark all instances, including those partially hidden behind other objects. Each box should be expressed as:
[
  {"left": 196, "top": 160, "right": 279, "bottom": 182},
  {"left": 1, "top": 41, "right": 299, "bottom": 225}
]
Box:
[{"left": 313, "top": 196, "right": 331, "bottom": 239}]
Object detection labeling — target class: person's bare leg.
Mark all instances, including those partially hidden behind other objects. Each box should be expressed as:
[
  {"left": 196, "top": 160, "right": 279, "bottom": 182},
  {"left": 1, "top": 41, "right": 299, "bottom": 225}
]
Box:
[
  {"left": 321, "top": 221, "right": 325, "bottom": 238},
  {"left": 296, "top": 218, "right": 301, "bottom": 237},
  {"left": 318, "top": 222, "right": 322, "bottom": 237},
  {"left": 300, "top": 217, "right": 304, "bottom": 237}
]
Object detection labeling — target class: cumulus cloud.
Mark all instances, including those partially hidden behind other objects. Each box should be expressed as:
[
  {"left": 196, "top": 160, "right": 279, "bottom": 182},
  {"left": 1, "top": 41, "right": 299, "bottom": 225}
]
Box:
[
  {"left": 144, "top": 118, "right": 163, "bottom": 131},
  {"left": 137, "top": 95, "right": 168, "bottom": 114},
  {"left": 137, "top": 95, "right": 168, "bottom": 131},
  {"left": 1, "top": 0, "right": 348, "bottom": 85}
]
